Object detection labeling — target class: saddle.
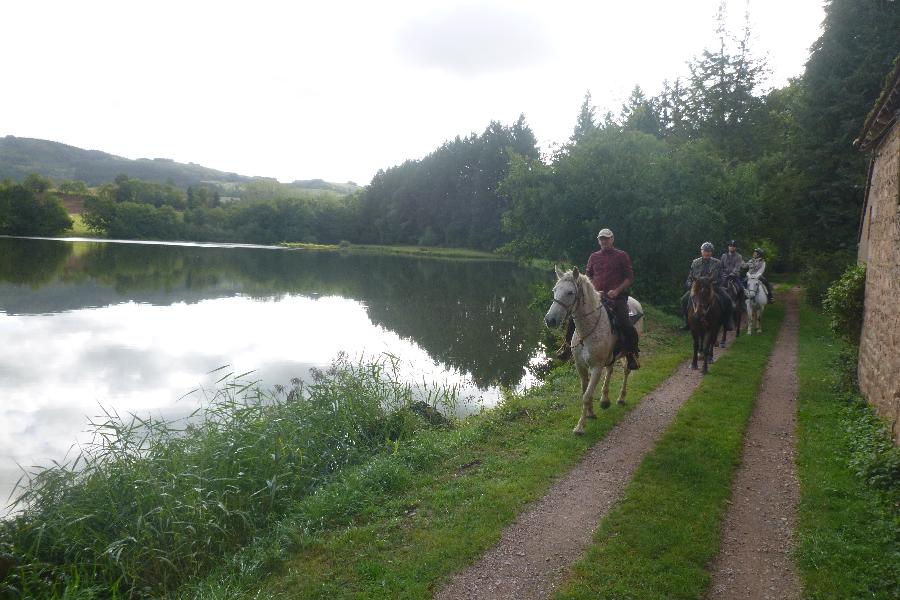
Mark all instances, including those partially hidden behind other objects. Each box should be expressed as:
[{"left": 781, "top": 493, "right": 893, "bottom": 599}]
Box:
[{"left": 602, "top": 299, "right": 644, "bottom": 357}]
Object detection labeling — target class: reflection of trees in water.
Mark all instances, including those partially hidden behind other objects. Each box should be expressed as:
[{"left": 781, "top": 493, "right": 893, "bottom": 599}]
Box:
[
  {"left": 0, "top": 239, "right": 549, "bottom": 388},
  {"left": 0, "top": 238, "right": 73, "bottom": 286}
]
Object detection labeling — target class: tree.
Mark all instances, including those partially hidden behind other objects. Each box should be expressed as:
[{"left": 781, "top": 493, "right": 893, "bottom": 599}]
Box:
[
  {"left": 22, "top": 173, "right": 53, "bottom": 194},
  {"left": 570, "top": 91, "right": 596, "bottom": 144},
  {"left": 789, "top": 0, "right": 900, "bottom": 254},
  {"left": 0, "top": 182, "right": 72, "bottom": 236}
]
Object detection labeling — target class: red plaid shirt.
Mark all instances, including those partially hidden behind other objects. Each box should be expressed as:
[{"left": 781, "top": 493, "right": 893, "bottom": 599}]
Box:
[{"left": 586, "top": 248, "right": 634, "bottom": 294}]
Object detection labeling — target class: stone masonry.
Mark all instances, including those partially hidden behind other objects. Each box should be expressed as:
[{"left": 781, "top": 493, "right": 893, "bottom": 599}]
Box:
[{"left": 857, "top": 120, "right": 900, "bottom": 443}]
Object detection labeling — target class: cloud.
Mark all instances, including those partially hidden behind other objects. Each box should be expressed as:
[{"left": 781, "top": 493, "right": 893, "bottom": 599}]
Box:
[{"left": 395, "top": 3, "right": 553, "bottom": 76}]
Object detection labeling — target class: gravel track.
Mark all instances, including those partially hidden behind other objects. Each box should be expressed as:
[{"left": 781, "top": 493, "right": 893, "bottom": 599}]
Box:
[
  {"left": 706, "top": 288, "right": 801, "bottom": 599},
  {"left": 436, "top": 335, "right": 736, "bottom": 600}
]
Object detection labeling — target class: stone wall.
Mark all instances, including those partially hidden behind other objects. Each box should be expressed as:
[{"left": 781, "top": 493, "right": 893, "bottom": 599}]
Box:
[{"left": 858, "top": 121, "right": 900, "bottom": 443}]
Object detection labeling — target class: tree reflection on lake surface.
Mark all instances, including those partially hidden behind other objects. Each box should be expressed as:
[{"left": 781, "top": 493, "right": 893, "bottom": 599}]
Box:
[{"left": 0, "top": 237, "right": 549, "bottom": 506}]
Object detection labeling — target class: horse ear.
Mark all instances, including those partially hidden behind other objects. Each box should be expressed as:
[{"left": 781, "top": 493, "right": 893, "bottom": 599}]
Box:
[
  {"left": 572, "top": 266, "right": 580, "bottom": 278},
  {"left": 554, "top": 265, "right": 565, "bottom": 280}
]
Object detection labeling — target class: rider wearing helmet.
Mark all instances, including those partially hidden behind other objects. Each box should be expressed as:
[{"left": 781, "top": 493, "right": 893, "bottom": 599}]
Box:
[
  {"left": 681, "top": 242, "right": 733, "bottom": 331},
  {"left": 556, "top": 228, "right": 640, "bottom": 370},
  {"left": 742, "top": 247, "right": 774, "bottom": 303}
]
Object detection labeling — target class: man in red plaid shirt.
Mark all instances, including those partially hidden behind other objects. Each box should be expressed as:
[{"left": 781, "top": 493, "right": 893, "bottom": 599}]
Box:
[{"left": 557, "top": 228, "right": 640, "bottom": 370}]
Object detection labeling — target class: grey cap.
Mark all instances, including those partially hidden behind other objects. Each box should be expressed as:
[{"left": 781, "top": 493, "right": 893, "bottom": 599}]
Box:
[{"left": 597, "top": 228, "right": 614, "bottom": 238}]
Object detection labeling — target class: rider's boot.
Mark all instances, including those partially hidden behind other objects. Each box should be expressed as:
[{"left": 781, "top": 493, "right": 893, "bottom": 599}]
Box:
[
  {"left": 555, "top": 318, "right": 576, "bottom": 361},
  {"left": 626, "top": 353, "right": 640, "bottom": 370}
]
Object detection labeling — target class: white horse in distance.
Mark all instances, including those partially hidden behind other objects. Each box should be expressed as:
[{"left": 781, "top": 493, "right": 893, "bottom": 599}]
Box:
[
  {"left": 744, "top": 274, "right": 768, "bottom": 335},
  {"left": 544, "top": 266, "right": 644, "bottom": 435}
]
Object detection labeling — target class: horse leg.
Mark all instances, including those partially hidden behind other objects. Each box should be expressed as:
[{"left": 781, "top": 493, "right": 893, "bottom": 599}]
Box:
[
  {"left": 735, "top": 307, "right": 742, "bottom": 337},
  {"left": 616, "top": 360, "right": 630, "bottom": 406},
  {"left": 720, "top": 321, "right": 727, "bottom": 348},
  {"left": 746, "top": 301, "right": 754, "bottom": 335},
  {"left": 574, "top": 366, "right": 603, "bottom": 435},
  {"left": 577, "top": 361, "right": 589, "bottom": 394},
  {"left": 599, "top": 365, "right": 613, "bottom": 409},
  {"left": 757, "top": 305, "right": 764, "bottom": 333},
  {"left": 691, "top": 332, "right": 699, "bottom": 370},
  {"left": 701, "top": 334, "right": 710, "bottom": 374}
]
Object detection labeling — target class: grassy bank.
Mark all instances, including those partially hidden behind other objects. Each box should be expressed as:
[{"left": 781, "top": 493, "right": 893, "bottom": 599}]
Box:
[
  {"left": 555, "top": 303, "right": 785, "bottom": 599},
  {"left": 179, "top": 307, "right": 689, "bottom": 598},
  {"left": 794, "top": 303, "right": 899, "bottom": 599},
  {"left": 0, "top": 358, "right": 455, "bottom": 598},
  {"left": 279, "top": 242, "right": 508, "bottom": 261},
  {"left": 0, "top": 308, "right": 685, "bottom": 599}
]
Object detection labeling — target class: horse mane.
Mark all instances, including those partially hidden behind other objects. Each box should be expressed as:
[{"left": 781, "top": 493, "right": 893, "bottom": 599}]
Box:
[{"left": 569, "top": 270, "right": 600, "bottom": 307}]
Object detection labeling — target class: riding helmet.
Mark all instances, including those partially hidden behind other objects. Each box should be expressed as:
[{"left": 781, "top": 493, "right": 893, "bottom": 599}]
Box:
[
  {"left": 700, "top": 242, "right": 714, "bottom": 252},
  {"left": 727, "top": 239, "right": 737, "bottom": 247},
  {"left": 754, "top": 247, "right": 765, "bottom": 256}
]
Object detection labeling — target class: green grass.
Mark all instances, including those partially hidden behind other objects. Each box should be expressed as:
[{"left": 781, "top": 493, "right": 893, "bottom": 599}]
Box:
[
  {"left": 180, "top": 308, "right": 691, "bottom": 599},
  {"left": 279, "top": 242, "right": 509, "bottom": 261},
  {"left": 0, "top": 357, "right": 455, "bottom": 599},
  {"left": 60, "top": 213, "right": 98, "bottom": 237},
  {"left": 794, "top": 303, "right": 899, "bottom": 599},
  {"left": 554, "top": 303, "right": 785, "bottom": 599}
]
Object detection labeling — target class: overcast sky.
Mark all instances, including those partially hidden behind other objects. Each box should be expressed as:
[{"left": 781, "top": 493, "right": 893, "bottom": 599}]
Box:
[{"left": 1, "top": 0, "right": 825, "bottom": 185}]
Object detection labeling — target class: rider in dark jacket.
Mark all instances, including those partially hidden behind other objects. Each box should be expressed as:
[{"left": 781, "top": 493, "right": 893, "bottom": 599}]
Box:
[{"left": 681, "top": 242, "right": 733, "bottom": 331}]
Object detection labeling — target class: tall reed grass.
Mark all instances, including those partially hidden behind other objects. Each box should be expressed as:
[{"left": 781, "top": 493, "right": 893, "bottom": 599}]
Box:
[{"left": 0, "top": 354, "right": 456, "bottom": 599}]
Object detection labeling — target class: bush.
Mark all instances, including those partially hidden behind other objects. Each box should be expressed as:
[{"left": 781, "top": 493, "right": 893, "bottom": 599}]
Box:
[{"left": 823, "top": 262, "right": 866, "bottom": 343}]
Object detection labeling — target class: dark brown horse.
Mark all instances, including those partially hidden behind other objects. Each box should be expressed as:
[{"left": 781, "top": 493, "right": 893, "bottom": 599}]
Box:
[
  {"left": 688, "top": 276, "right": 723, "bottom": 374},
  {"left": 719, "top": 275, "right": 744, "bottom": 347}
]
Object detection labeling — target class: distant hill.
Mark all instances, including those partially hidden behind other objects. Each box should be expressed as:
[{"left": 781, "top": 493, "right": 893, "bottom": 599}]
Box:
[{"left": 0, "top": 136, "right": 360, "bottom": 193}]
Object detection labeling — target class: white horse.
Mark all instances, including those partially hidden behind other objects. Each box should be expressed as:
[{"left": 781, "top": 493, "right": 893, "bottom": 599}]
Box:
[
  {"left": 544, "top": 266, "right": 644, "bottom": 435},
  {"left": 744, "top": 274, "right": 768, "bottom": 335}
]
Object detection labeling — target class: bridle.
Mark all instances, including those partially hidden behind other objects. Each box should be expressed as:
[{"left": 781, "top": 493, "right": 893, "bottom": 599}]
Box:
[{"left": 552, "top": 276, "right": 605, "bottom": 345}]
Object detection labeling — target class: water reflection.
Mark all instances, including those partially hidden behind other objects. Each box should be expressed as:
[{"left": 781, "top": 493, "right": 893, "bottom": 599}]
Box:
[{"left": 0, "top": 237, "right": 549, "bottom": 506}]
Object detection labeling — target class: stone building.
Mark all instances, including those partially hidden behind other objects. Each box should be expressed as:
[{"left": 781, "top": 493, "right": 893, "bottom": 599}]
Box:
[{"left": 854, "top": 59, "right": 900, "bottom": 443}]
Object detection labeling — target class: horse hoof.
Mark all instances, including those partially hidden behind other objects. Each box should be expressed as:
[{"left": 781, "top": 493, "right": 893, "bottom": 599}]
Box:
[
  {"left": 587, "top": 414, "right": 597, "bottom": 420},
  {"left": 691, "top": 364, "right": 698, "bottom": 370},
  {"left": 573, "top": 428, "right": 584, "bottom": 436},
  {"left": 719, "top": 341, "right": 725, "bottom": 348},
  {"left": 600, "top": 400, "right": 611, "bottom": 410},
  {"left": 617, "top": 399, "right": 626, "bottom": 406}
]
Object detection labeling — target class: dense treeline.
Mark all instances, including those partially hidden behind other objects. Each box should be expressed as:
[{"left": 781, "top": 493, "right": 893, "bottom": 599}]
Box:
[
  {"left": 6, "top": 0, "right": 897, "bottom": 303},
  {"left": 501, "top": 0, "right": 899, "bottom": 302},
  {"left": 355, "top": 116, "right": 540, "bottom": 249}
]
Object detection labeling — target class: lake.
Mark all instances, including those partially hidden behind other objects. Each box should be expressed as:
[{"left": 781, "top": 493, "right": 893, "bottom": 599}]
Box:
[{"left": 0, "top": 237, "right": 550, "bottom": 509}]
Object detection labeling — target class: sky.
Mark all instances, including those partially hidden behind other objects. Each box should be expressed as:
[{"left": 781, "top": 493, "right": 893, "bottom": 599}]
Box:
[{"left": 0, "top": 0, "right": 825, "bottom": 186}]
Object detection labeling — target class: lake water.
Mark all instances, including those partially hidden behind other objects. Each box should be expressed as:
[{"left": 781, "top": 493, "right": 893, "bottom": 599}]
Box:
[{"left": 0, "top": 237, "right": 549, "bottom": 508}]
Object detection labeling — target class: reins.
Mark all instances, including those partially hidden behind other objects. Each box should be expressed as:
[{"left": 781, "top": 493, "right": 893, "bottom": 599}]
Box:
[{"left": 555, "top": 276, "right": 606, "bottom": 348}]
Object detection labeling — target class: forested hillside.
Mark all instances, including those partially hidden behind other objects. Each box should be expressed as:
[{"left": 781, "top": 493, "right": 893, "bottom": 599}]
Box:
[{"left": 0, "top": 136, "right": 359, "bottom": 194}]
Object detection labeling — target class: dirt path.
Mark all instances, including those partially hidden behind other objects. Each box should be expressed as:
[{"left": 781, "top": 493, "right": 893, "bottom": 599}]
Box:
[
  {"left": 436, "top": 336, "right": 737, "bottom": 600},
  {"left": 707, "top": 288, "right": 801, "bottom": 599}
]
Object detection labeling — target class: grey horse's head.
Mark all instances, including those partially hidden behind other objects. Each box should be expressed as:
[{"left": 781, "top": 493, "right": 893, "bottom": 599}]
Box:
[{"left": 545, "top": 266, "right": 582, "bottom": 329}]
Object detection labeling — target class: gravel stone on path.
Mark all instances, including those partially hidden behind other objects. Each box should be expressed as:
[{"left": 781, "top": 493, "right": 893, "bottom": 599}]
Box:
[
  {"left": 436, "top": 335, "right": 737, "bottom": 600},
  {"left": 706, "top": 288, "right": 802, "bottom": 600}
]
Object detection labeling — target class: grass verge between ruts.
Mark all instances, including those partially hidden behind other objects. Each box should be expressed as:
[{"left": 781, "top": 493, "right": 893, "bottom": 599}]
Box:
[
  {"left": 179, "top": 309, "right": 690, "bottom": 599},
  {"left": 793, "top": 302, "right": 899, "bottom": 599},
  {"left": 555, "top": 302, "right": 785, "bottom": 599}
]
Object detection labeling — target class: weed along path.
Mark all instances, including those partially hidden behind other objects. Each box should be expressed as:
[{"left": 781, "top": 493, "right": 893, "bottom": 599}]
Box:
[
  {"left": 707, "top": 288, "right": 802, "bottom": 599},
  {"left": 436, "top": 339, "right": 737, "bottom": 600}
]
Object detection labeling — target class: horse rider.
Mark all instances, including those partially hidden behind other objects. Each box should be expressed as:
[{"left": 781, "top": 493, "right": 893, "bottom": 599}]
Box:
[
  {"left": 742, "top": 247, "right": 775, "bottom": 303},
  {"left": 721, "top": 240, "right": 743, "bottom": 285},
  {"left": 556, "top": 228, "right": 640, "bottom": 371},
  {"left": 681, "top": 241, "right": 733, "bottom": 331}
]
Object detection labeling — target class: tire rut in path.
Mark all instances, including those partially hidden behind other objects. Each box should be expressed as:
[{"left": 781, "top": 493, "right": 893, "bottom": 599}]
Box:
[
  {"left": 706, "top": 288, "right": 801, "bottom": 600},
  {"left": 436, "top": 337, "right": 736, "bottom": 600}
]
